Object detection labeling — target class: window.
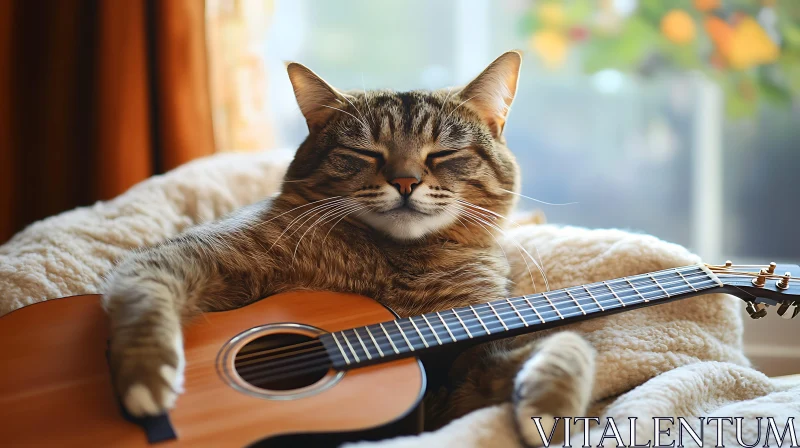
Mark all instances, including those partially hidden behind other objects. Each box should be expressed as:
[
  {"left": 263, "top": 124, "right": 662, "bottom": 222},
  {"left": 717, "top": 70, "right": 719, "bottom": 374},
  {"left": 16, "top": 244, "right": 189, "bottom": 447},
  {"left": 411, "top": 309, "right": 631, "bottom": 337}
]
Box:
[{"left": 206, "top": 0, "right": 800, "bottom": 264}]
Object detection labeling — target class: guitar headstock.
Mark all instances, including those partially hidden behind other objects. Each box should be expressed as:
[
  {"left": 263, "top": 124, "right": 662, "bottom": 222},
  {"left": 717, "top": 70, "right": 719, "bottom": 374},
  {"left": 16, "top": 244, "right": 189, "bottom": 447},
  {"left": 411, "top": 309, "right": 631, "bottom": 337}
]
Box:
[{"left": 708, "top": 261, "right": 800, "bottom": 320}]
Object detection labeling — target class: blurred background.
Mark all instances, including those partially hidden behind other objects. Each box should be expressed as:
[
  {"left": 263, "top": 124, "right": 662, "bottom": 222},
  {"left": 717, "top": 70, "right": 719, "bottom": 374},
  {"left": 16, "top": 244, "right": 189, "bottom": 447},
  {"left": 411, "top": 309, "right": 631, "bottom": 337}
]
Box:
[{"left": 1, "top": 0, "right": 798, "bottom": 373}]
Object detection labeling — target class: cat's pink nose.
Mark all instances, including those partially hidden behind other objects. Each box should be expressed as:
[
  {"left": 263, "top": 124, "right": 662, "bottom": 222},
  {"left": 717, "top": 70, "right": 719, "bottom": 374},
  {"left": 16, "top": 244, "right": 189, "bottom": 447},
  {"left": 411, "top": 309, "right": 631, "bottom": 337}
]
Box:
[{"left": 390, "top": 177, "right": 420, "bottom": 197}]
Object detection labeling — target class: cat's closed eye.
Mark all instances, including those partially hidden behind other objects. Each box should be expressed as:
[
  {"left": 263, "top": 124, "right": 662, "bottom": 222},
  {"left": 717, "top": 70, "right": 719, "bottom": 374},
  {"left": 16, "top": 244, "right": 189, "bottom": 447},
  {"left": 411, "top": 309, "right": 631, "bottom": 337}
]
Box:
[
  {"left": 341, "top": 146, "right": 385, "bottom": 163},
  {"left": 426, "top": 149, "right": 458, "bottom": 162}
]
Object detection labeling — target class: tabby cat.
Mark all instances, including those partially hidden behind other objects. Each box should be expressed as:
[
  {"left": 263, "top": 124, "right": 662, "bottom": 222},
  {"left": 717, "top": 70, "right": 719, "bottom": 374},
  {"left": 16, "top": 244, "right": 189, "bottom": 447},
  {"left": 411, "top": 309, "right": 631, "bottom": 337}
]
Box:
[{"left": 103, "top": 51, "right": 594, "bottom": 446}]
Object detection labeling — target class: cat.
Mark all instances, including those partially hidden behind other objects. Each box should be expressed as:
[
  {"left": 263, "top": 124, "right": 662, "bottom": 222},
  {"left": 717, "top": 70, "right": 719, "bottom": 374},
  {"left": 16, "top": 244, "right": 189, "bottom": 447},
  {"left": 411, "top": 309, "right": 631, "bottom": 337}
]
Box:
[{"left": 103, "top": 50, "right": 595, "bottom": 446}]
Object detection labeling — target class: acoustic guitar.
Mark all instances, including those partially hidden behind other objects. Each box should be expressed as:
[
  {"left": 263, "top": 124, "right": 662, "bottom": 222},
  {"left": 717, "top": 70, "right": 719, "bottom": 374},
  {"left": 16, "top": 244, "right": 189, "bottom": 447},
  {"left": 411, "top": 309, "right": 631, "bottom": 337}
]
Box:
[{"left": 1, "top": 261, "right": 797, "bottom": 447}]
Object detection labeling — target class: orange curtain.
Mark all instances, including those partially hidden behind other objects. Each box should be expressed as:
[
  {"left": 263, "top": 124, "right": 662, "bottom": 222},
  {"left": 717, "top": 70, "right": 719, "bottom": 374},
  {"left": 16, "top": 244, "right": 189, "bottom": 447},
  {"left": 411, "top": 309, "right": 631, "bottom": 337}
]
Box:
[{"left": 0, "top": 0, "right": 215, "bottom": 243}]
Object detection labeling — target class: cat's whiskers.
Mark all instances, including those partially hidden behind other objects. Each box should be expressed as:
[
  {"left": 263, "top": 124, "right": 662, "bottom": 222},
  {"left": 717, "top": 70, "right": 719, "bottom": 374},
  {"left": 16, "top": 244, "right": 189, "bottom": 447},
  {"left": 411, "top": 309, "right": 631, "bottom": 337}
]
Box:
[
  {"left": 253, "top": 195, "right": 341, "bottom": 230},
  {"left": 307, "top": 201, "right": 366, "bottom": 248},
  {"left": 291, "top": 199, "right": 362, "bottom": 267},
  {"left": 269, "top": 198, "right": 350, "bottom": 251},
  {"left": 441, "top": 206, "right": 470, "bottom": 232},
  {"left": 455, "top": 199, "right": 550, "bottom": 290},
  {"left": 277, "top": 200, "right": 346, "bottom": 244},
  {"left": 498, "top": 188, "right": 578, "bottom": 206},
  {"left": 285, "top": 198, "right": 352, "bottom": 239},
  {"left": 442, "top": 206, "right": 516, "bottom": 285},
  {"left": 456, "top": 201, "right": 549, "bottom": 286},
  {"left": 455, "top": 206, "right": 541, "bottom": 293},
  {"left": 322, "top": 203, "right": 370, "bottom": 245}
]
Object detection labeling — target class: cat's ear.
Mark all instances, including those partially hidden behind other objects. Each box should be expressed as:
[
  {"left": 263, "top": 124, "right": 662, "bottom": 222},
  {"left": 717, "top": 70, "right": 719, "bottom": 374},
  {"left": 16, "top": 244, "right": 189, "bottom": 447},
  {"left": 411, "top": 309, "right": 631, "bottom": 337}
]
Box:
[
  {"left": 287, "top": 62, "right": 346, "bottom": 131},
  {"left": 458, "top": 51, "right": 522, "bottom": 138}
]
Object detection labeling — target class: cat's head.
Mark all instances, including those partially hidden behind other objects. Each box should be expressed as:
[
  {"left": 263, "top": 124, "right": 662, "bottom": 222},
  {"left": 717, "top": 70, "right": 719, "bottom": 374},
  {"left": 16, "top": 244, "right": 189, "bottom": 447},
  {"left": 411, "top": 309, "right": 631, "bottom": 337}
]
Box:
[{"left": 283, "top": 51, "right": 522, "bottom": 241}]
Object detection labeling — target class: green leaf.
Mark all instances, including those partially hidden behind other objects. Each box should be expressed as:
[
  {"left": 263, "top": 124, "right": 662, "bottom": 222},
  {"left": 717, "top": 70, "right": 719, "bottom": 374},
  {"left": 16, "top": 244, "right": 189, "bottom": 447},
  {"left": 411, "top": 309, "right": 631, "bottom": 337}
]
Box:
[{"left": 583, "top": 16, "right": 661, "bottom": 72}]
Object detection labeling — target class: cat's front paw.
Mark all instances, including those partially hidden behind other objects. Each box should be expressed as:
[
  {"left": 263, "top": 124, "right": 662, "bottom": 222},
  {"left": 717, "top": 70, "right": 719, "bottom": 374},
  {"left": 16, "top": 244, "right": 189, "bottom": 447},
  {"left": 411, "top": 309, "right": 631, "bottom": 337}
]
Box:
[
  {"left": 512, "top": 332, "right": 595, "bottom": 447},
  {"left": 110, "top": 334, "right": 185, "bottom": 417}
]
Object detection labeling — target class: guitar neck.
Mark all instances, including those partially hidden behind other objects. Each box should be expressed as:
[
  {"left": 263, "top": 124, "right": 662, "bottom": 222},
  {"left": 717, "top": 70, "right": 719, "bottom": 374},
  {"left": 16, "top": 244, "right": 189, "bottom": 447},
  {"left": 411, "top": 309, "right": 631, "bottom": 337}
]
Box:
[{"left": 320, "top": 264, "right": 723, "bottom": 370}]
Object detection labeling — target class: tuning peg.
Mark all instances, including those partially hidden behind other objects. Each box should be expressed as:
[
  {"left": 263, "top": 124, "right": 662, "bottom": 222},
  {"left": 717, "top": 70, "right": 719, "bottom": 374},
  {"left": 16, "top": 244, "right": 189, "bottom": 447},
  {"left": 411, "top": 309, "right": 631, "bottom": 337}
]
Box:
[
  {"left": 777, "top": 272, "right": 792, "bottom": 290},
  {"left": 752, "top": 268, "right": 769, "bottom": 287},
  {"left": 745, "top": 301, "right": 768, "bottom": 319},
  {"left": 767, "top": 262, "right": 777, "bottom": 275},
  {"left": 777, "top": 302, "right": 796, "bottom": 319}
]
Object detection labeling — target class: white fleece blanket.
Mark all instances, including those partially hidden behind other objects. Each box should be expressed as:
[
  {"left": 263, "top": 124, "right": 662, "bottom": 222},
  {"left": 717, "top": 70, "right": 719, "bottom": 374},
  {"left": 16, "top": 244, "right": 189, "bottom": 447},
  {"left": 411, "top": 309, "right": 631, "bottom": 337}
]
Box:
[{"left": 1, "top": 151, "right": 797, "bottom": 447}]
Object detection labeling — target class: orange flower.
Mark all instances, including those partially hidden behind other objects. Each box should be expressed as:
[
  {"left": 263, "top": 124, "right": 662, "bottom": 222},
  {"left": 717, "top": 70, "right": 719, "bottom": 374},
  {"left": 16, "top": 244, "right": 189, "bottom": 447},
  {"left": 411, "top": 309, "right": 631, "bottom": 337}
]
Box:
[
  {"left": 704, "top": 16, "right": 734, "bottom": 56},
  {"left": 727, "top": 17, "right": 780, "bottom": 69},
  {"left": 705, "top": 15, "right": 779, "bottom": 70},
  {"left": 661, "top": 10, "right": 696, "bottom": 45},
  {"left": 693, "top": 0, "right": 720, "bottom": 12}
]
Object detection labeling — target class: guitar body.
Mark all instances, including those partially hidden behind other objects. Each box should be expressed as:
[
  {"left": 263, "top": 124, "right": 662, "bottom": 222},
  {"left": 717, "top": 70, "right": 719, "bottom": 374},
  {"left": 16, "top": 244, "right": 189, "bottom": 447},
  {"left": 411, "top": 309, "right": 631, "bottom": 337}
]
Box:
[
  {"left": 0, "top": 292, "right": 425, "bottom": 447},
  {"left": 3, "top": 261, "right": 797, "bottom": 446}
]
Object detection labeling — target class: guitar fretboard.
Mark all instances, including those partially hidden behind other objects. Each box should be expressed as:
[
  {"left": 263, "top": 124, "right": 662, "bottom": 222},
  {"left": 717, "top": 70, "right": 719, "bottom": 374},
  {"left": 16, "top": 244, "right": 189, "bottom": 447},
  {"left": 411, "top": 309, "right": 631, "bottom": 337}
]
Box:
[{"left": 319, "top": 264, "right": 722, "bottom": 370}]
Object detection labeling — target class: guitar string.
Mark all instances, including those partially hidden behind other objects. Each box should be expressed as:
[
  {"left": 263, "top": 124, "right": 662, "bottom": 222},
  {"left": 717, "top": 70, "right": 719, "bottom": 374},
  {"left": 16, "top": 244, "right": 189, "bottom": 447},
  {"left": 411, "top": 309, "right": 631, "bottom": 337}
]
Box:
[
  {"left": 233, "top": 268, "right": 781, "bottom": 361},
  {"left": 231, "top": 271, "right": 795, "bottom": 383},
  {"left": 230, "top": 273, "right": 718, "bottom": 377},
  {"left": 231, "top": 278, "right": 723, "bottom": 384},
  {"left": 239, "top": 269, "right": 800, "bottom": 382},
  {"left": 234, "top": 269, "right": 714, "bottom": 368},
  {"left": 233, "top": 269, "right": 795, "bottom": 372},
  {"left": 236, "top": 276, "right": 718, "bottom": 374},
  {"left": 231, "top": 267, "right": 711, "bottom": 362},
  {"left": 240, "top": 274, "right": 797, "bottom": 385},
  {"left": 230, "top": 266, "right": 708, "bottom": 361}
]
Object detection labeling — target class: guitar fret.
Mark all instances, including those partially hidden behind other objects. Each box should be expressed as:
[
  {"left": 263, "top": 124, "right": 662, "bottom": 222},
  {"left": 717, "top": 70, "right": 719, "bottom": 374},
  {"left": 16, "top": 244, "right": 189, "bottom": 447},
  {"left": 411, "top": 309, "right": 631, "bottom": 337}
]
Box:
[
  {"left": 506, "top": 298, "right": 529, "bottom": 327},
  {"left": 436, "top": 311, "right": 457, "bottom": 342},
  {"left": 452, "top": 309, "right": 473, "bottom": 338},
  {"left": 583, "top": 285, "right": 604, "bottom": 311},
  {"left": 677, "top": 270, "right": 698, "bottom": 292},
  {"left": 379, "top": 322, "right": 400, "bottom": 354},
  {"left": 393, "top": 320, "right": 415, "bottom": 351},
  {"left": 565, "top": 289, "right": 586, "bottom": 315},
  {"left": 542, "top": 292, "right": 564, "bottom": 319},
  {"left": 331, "top": 332, "right": 351, "bottom": 365},
  {"left": 603, "top": 280, "right": 625, "bottom": 306},
  {"left": 408, "top": 317, "right": 429, "bottom": 348},
  {"left": 522, "top": 296, "right": 546, "bottom": 323},
  {"left": 342, "top": 331, "right": 361, "bottom": 362},
  {"left": 351, "top": 328, "right": 372, "bottom": 360},
  {"left": 420, "top": 314, "right": 443, "bottom": 345},
  {"left": 488, "top": 302, "right": 508, "bottom": 330},
  {"left": 506, "top": 298, "right": 529, "bottom": 326},
  {"left": 649, "top": 273, "right": 671, "bottom": 297},
  {"left": 625, "top": 277, "right": 648, "bottom": 303},
  {"left": 469, "top": 305, "right": 491, "bottom": 334},
  {"left": 364, "top": 326, "right": 385, "bottom": 357},
  {"left": 315, "top": 264, "right": 732, "bottom": 371}
]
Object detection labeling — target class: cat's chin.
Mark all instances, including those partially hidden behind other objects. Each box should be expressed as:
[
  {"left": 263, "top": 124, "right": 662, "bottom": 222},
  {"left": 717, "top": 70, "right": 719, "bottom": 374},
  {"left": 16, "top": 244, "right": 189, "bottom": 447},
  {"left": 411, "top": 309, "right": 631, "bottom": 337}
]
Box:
[{"left": 359, "top": 208, "right": 456, "bottom": 241}]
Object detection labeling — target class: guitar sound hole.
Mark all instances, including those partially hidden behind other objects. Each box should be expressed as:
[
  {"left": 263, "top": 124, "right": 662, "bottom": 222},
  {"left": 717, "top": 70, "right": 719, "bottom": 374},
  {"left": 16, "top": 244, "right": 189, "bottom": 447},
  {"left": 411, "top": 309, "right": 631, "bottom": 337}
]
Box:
[{"left": 234, "top": 332, "right": 330, "bottom": 391}]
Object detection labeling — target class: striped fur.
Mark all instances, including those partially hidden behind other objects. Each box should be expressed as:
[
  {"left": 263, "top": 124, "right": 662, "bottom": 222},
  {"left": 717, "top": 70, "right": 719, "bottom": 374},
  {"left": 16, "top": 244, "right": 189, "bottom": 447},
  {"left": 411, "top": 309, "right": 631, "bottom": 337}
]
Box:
[{"left": 103, "top": 51, "right": 594, "bottom": 439}]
